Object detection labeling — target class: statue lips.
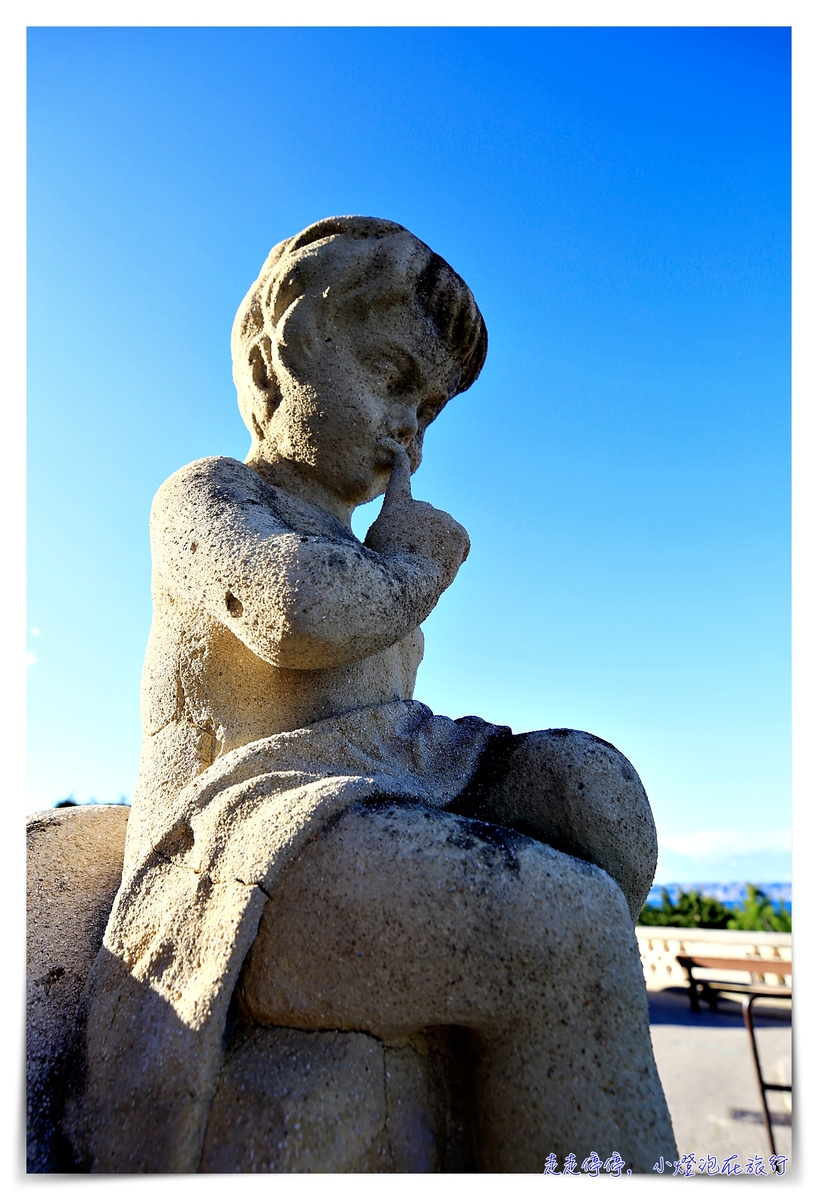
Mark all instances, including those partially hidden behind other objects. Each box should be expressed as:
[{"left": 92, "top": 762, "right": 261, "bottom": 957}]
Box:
[
  {"left": 371, "top": 438, "right": 414, "bottom": 492},
  {"left": 375, "top": 436, "right": 408, "bottom": 467}
]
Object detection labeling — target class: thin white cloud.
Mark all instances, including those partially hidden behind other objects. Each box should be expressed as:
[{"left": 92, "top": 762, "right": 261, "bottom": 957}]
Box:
[
  {"left": 654, "top": 830, "right": 792, "bottom": 885},
  {"left": 26, "top": 651, "right": 38, "bottom": 667},
  {"left": 659, "top": 829, "right": 791, "bottom": 858}
]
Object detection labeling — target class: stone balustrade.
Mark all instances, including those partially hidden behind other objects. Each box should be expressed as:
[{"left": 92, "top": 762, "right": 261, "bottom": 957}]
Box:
[{"left": 635, "top": 925, "right": 792, "bottom": 991}]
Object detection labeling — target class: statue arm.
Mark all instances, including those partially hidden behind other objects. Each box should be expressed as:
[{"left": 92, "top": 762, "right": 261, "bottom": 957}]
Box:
[{"left": 149, "top": 457, "right": 454, "bottom": 670}]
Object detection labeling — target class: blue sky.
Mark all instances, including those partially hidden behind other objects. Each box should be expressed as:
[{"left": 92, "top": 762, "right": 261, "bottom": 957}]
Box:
[{"left": 26, "top": 26, "right": 791, "bottom": 882}]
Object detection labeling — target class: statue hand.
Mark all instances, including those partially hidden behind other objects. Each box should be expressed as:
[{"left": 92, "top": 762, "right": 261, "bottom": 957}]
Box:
[{"left": 364, "top": 441, "right": 470, "bottom": 587}]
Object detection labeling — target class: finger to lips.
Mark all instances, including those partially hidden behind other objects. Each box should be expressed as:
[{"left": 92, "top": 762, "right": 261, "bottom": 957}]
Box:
[{"left": 380, "top": 440, "right": 412, "bottom": 504}]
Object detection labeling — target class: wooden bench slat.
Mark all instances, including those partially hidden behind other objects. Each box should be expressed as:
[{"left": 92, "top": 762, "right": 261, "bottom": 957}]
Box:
[
  {"left": 674, "top": 952, "right": 792, "bottom": 1016},
  {"left": 678, "top": 955, "right": 791, "bottom": 973},
  {"left": 702, "top": 982, "right": 792, "bottom": 997}
]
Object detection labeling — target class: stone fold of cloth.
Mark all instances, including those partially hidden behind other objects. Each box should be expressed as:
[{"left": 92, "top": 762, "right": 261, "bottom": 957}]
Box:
[{"left": 63, "top": 699, "right": 505, "bottom": 1173}]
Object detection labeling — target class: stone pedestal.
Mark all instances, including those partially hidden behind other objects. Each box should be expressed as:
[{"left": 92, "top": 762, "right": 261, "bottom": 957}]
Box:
[
  {"left": 26, "top": 805, "right": 476, "bottom": 1173},
  {"left": 26, "top": 806, "right": 129, "bottom": 1172}
]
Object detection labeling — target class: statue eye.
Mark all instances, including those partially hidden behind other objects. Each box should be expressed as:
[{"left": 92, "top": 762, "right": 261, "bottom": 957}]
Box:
[
  {"left": 367, "top": 351, "right": 423, "bottom": 396},
  {"left": 389, "top": 364, "right": 423, "bottom": 397},
  {"left": 371, "top": 359, "right": 401, "bottom": 390}
]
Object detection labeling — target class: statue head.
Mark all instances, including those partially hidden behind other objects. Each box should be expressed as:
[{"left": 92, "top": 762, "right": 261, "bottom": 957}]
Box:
[{"left": 231, "top": 216, "right": 487, "bottom": 509}]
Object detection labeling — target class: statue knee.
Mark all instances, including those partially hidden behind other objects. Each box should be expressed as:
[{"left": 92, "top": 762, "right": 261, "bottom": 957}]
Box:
[
  {"left": 493, "top": 838, "right": 642, "bottom": 1017},
  {"left": 471, "top": 728, "right": 657, "bottom": 922}
]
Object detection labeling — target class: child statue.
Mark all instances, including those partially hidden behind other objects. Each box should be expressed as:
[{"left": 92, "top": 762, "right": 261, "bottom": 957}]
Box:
[{"left": 65, "top": 217, "right": 676, "bottom": 1172}]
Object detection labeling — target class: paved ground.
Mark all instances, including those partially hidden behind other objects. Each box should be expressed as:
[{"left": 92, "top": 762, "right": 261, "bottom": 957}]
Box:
[{"left": 648, "top": 988, "right": 792, "bottom": 1174}]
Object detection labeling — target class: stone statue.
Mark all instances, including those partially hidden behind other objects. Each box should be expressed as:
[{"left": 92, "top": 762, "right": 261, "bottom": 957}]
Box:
[{"left": 32, "top": 216, "right": 676, "bottom": 1172}]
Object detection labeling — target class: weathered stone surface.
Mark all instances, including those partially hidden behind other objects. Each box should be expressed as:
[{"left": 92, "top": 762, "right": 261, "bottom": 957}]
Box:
[
  {"left": 201, "top": 1028, "right": 392, "bottom": 1172},
  {"left": 44, "top": 216, "right": 675, "bottom": 1173},
  {"left": 26, "top": 805, "right": 129, "bottom": 1171},
  {"left": 201, "top": 1026, "right": 469, "bottom": 1173},
  {"left": 383, "top": 1042, "right": 442, "bottom": 1172},
  {"left": 128, "top": 217, "right": 487, "bottom": 861},
  {"left": 450, "top": 727, "right": 657, "bottom": 921},
  {"left": 26, "top": 806, "right": 472, "bottom": 1174},
  {"left": 238, "top": 801, "right": 672, "bottom": 1171}
]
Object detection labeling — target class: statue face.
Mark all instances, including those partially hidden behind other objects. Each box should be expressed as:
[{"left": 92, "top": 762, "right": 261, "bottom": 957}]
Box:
[{"left": 266, "top": 296, "right": 455, "bottom": 509}]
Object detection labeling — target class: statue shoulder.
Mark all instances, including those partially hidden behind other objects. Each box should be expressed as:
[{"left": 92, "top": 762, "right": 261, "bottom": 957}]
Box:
[
  {"left": 151, "top": 457, "right": 288, "bottom": 531},
  {"left": 148, "top": 457, "right": 303, "bottom": 598},
  {"left": 153, "top": 456, "right": 264, "bottom": 509}
]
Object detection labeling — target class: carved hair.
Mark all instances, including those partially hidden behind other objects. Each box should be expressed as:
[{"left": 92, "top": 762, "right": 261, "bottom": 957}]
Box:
[{"left": 231, "top": 216, "right": 488, "bottom": 438}]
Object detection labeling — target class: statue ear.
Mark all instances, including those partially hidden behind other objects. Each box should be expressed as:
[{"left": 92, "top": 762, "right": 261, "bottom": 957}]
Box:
[{"left": 247, "top": 334, "right": 281, "bottom": 423}]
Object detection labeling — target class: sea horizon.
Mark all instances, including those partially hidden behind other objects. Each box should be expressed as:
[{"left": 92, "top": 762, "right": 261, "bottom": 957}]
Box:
[{"left": 645, "top": 881, "right": 792, "bottom": 909}]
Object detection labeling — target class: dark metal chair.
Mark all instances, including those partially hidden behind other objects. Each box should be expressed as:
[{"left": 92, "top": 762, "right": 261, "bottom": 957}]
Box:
[
  {"left": 675, "top": 954, "right": 792, "bottom": 1155},
  {"left": 743, "top": 991, "right": 792, "bottom": 1157}
]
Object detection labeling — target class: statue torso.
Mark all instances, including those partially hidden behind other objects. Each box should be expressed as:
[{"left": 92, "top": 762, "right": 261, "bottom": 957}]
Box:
[{"left": 132, "top": 460, "right": 425, "bottom": 812}]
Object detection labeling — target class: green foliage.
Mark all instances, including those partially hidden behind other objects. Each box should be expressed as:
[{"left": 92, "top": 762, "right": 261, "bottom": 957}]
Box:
[
  {"left": 725, "top": 884, "right": 792, "bottom": 933},
  {"left": 638, "top": 884, "right": 791, "bottom": 932},
  {"left": 638, "top": 888, "right": 733, "bottom": 928}
]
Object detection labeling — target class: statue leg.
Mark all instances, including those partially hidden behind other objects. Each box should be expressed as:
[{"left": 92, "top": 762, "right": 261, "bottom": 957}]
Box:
[
  {"left": 238, "top": 801, "right": 676, "bottom": 1172},
  {"left": 447, "top": 729, "right": 658, "bottom": 921}
]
